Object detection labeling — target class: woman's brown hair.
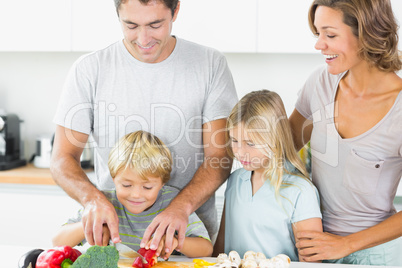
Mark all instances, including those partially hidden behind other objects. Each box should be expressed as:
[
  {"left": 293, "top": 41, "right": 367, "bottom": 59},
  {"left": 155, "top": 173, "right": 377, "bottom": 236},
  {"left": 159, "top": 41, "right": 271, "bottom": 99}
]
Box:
[{"left": 308, "top": 0, "right": 402, "bottom": 72}]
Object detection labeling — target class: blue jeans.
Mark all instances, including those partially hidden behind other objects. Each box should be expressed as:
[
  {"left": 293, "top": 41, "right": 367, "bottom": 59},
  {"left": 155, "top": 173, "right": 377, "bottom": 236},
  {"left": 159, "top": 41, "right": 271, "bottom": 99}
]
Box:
[{"left": 323, "top": 237, "right": 402, "bottom": 266}]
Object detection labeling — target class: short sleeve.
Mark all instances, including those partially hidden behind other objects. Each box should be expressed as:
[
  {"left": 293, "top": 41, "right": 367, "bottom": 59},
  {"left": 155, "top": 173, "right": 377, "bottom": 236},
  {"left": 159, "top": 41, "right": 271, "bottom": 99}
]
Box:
[
  {"left": 65, "top": 208, "right": 84, "bottom": 225},
  {"left": 186, "top": 212, "right": 211, "bottom": 241},
  {"left": 295, "top": 65, "right": 326, "bottom": 120},
  {"left": 53, "top": 55, "right": 95, "bottom": 134},
  {"left": 291, "top": 180, "right": 322, "bottom": 223},
  {"left": 202, "top": 54, "right": 238, "bottom": 123}
]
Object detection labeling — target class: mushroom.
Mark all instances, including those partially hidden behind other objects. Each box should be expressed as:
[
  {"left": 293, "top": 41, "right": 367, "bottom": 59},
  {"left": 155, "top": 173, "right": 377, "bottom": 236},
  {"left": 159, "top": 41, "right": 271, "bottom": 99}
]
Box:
[
  {"left": 258, "top": 259, "right": 274, "bottom": 268},
  {"left": 243, "top": 250, "right": 256, "bottom": 260},
  {"left": 217, "top": 253, "right": 229, "bottom": 264},
  {"left": 241, "top": 259, "right": 257, "bottom": 268},
  {"left": 270, "top": 255, "right": 290, "bottom": 268},
  {"left": 228, "top": 251, "right": 241, "bottom": 266},
  {"left": 254, "top": 252, "right": 266, "bottom": 264},
  {"left": 255, "top": 252, "right": 266, "bottom": 260},
  {"left": 275, "top": 254, "right": 290, "bottom": 265},
  {"left": 211, "top": 259, "right": 238, "bottom": 268}
]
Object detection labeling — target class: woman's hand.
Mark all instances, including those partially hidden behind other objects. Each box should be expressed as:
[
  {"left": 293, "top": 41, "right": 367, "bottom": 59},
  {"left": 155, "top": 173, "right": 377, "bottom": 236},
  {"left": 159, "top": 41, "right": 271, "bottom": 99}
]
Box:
[{"left": 296, "top": 231, "right": 353, "bottom": 262}]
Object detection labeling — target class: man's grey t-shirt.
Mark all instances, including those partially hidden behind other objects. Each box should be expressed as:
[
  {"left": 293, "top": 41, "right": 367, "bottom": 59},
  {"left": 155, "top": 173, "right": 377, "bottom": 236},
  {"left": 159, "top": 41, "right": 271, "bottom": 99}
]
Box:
[{"left": 54, "top": 37, "right": 238, "bottom": 237}]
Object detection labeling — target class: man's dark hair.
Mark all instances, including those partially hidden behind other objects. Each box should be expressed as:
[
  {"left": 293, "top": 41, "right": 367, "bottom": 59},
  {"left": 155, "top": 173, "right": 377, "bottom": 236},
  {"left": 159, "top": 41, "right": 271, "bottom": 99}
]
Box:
[{"left": 114, "top": 0, "right": 179, "bottom": 17}]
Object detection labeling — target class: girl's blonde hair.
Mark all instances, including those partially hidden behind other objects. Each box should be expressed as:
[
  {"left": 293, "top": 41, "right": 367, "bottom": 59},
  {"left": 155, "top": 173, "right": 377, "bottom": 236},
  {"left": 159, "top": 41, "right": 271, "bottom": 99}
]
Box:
[
  {"left": 108, "top": 131, "right": 172, "bottom": 183},
  {"left": 226, "top": 90, "right": 311, "bottom": 196}
]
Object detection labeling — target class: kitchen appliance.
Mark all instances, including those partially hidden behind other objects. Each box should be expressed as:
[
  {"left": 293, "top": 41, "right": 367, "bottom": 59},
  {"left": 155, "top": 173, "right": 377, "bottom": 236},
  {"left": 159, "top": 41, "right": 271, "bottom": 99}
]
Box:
[
  {"left": 33, "top": 134, "right": 53, "bottom": 168},
  {"left": 32, "top": 133, "right": 92, "bottom": 169},
  {"left": 0, "top": 114, "right": 26, "bottom": 170}
]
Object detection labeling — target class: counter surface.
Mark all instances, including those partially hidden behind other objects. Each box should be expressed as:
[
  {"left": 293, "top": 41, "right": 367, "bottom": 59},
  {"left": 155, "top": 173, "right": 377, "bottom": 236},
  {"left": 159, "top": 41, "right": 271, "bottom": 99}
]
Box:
[
  {"left": 4, "top": 246, "right": 401, "bottom": 268},
  {"left": 0, "top": 163, "right": 93, "bottom": 185}
]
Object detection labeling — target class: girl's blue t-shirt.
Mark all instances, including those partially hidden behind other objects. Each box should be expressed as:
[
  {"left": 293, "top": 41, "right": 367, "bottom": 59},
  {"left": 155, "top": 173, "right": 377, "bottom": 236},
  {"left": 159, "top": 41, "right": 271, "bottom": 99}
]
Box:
[{"left": 224, "top": 167, "right": 322, "bottom": 261}]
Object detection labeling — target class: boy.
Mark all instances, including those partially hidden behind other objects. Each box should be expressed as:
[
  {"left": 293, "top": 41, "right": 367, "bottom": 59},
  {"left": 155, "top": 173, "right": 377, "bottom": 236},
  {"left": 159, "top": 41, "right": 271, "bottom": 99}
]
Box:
[{"left": 52, "top": 131, "right": 213, "bottom": 258}]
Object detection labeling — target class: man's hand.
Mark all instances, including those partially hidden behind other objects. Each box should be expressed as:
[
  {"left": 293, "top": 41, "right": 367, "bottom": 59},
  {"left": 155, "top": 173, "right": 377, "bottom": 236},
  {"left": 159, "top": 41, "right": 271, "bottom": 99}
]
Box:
[
  {"left": 141, "top": 206, "right": 188, "bottom": 256},
  {"left": 296, "top": 231, "right": 352, "bottom": 261},
  {"left": 81, "top": 197, "right": 121, "bottom": 246}
]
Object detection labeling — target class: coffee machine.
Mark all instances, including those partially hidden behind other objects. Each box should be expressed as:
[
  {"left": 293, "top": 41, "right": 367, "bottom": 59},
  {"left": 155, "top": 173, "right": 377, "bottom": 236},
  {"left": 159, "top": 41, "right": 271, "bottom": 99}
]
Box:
[{"left": 0, "top": 114, "right": 26, "bottom": 170}]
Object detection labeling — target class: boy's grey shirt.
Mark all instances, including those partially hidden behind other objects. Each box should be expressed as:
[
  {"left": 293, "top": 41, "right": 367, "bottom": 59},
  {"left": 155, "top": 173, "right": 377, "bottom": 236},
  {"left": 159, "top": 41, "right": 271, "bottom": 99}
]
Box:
[{"left": 67, "top": 185, "right": 210, "bottom": 250}]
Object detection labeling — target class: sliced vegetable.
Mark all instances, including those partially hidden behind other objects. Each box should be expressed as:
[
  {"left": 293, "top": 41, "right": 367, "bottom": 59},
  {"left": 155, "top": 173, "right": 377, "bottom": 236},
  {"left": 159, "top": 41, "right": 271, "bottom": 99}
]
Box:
[
  {"left": 135, "top": 248, "right": 157, "bottom": 268},
  {"left": 132, "top": 256, "right": 144, "bottom": 268},
  {"left": 193, "top": 259, "right": 216, "bottom": 267}
]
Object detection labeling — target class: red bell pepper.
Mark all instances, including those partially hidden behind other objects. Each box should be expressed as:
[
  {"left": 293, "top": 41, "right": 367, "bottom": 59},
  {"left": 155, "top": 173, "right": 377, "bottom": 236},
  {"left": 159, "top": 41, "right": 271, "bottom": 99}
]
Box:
[
  {"left": 133, "top": 248, "right": 157, "bottom": 268},
  {"left": 36, "top": 245, "right": 81, "bottom": 268},
  {"left": 132, "top": 256, "right": 144, "bottom": 268}
]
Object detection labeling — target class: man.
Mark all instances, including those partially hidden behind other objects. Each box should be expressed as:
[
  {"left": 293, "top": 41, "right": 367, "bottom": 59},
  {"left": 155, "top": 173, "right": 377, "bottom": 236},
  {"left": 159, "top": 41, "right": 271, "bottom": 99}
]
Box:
[{"left": 50, "top": 0, "right": 237, "bottom": 259}]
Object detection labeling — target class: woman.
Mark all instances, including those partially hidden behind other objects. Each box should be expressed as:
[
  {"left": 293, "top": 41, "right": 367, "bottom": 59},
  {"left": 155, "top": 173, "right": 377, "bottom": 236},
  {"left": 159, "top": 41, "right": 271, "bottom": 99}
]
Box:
[{"left": 289, "top": 0, "right": 402, "bottom": 265}]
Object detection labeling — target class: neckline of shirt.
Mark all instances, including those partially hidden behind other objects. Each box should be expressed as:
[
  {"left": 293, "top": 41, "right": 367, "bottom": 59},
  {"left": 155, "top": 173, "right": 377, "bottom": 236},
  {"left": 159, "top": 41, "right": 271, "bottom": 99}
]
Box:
[{"left": 118, "top": 36, "right": 181, "bottom": 68}]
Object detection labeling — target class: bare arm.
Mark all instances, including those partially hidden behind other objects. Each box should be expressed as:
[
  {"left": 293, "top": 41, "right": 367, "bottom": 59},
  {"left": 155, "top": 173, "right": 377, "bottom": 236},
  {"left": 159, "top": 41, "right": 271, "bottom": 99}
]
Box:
[
  {"left": 292, "top": 218, "right": 322, "bottom": 262},
  {"left": 52, "top": 222, "right": 85, "bottom": 247},
  {"left": 289, "top": 109, "right": 313, "bottom": 151},
  {"left": 153, "top": 235, "right": 213, "bottom": 259},
  {"left": 181, "top": 237, "right": 213, "bottom": 258},
  {"left": 53, "top": 221, "right": 111, "bottom": 247},
  {"left": 141, "top": 119, "right": 232, "bottom": 256},
  {"left": 296, "top": 211, "right": 402, "bottom": 261},
  {"left": 213, "top": 203, "right": 226, "bottom": 256},
  {"left": 50, "top": 125, "right": 121, "bottom": 245}
]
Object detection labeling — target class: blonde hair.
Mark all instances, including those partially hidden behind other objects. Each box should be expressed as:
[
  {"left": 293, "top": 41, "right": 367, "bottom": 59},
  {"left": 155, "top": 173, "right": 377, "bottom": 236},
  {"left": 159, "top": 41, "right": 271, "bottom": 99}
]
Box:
[
  {"left": 308, "top": 0, "right": 402, "bottom": 72},
  {"left": 226, "top": 90, "right": 311, "bottom": 197},
  {"left": 108, "top": 131, "right": 172, "bottom": 183}
]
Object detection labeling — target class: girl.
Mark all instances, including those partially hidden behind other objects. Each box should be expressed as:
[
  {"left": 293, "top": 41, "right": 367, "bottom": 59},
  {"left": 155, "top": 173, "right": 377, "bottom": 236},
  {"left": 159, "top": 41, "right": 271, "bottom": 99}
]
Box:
[{"left": 213, "top": 90, "right": 322, "bottom": 261}]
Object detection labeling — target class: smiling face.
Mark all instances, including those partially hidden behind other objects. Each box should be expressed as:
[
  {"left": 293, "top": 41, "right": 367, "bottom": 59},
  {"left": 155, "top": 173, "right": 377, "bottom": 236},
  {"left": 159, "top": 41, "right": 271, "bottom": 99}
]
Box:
[
  {"left": 313, "top": 6, "right": 362, "bottom": 74},
  {"left": 118, "top": 0, "right": 179, "bottom": 63},
  {"left": 114, "top": 167, "right": 164, "bottom": 214},
  {"left": 229, "top": 124, "right": 270, "bottom": 176}
]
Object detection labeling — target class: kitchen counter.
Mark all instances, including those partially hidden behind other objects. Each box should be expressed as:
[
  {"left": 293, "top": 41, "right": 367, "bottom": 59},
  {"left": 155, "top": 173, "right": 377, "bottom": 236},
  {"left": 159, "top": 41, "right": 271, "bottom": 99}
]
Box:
[
  {"left": 3, "top": 246, "right": 401, "bottom": 268},
  {"left": 0, "top": 163, "right": 93, "bottom": 185}
]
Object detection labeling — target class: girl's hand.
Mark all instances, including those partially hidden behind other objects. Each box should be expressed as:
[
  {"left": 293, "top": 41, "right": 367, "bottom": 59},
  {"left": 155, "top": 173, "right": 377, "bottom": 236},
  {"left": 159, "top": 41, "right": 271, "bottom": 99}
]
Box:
[
  {"left": 146, "top": 235, "right": 178, "bottom": 260},
  {"left": 296, "top": 231, "right": 353, "bottom": 261}
]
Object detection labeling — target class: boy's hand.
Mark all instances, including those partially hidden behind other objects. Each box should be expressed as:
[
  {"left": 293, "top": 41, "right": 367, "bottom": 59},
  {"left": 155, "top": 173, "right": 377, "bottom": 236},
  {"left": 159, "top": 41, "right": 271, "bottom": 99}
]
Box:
[
  {"left": 102, "top": 224, "right": 111, "bottom": 246},
  {"left": 146, "top": 235, "right": 178, "bottom": 260}
]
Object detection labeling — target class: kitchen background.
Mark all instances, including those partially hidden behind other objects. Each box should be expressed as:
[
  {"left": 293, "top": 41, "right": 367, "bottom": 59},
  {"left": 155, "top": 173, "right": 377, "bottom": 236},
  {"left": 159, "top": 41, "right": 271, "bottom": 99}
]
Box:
[{"left": 1, "top": 0, "right": 402, "bottom": 264}]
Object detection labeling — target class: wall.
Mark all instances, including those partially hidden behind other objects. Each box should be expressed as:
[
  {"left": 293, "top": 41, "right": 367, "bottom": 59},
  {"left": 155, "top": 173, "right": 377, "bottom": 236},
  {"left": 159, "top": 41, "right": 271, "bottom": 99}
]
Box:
[{"left": 0, "top": 51, "right": 324, "bottom": 160}]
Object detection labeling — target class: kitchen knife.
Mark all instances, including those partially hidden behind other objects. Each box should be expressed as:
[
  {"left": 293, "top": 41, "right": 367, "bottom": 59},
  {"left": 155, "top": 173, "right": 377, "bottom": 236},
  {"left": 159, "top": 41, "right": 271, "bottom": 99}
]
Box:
[{"left": 112, "top": 242, "right": 148, "bottom": 264}]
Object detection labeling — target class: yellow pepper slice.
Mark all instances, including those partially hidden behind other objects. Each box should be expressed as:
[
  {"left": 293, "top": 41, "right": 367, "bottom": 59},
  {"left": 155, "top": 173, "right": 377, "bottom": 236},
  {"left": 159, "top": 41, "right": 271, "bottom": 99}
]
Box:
[{"left": 193, "top": 259, "right": 216, "bottom": 267}]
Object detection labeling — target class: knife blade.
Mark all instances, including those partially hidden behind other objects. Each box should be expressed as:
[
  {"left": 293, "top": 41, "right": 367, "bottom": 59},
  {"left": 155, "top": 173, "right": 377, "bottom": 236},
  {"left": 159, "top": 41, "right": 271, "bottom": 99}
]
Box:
[{"left": 112, "top": 242, "right": 148, "bottom": 264}]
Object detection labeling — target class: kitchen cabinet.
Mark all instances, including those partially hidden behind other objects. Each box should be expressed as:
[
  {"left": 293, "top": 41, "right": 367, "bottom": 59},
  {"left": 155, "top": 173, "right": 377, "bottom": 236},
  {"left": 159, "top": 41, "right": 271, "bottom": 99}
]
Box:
[
  {"left": 172, "top": 0, "right": 258, "bottom": 53},
  {"left": 391, "top": 0, "right": 402, "bottom": 51},
  {"left": 1, "top": 0, "right": 401, "bottom": 53},
  {"left": 0, "top": 0, "right": 71, "bottom": 51},
  {"left": 71, "top": 0, "right": 122, "bottom": 51},
  {"left": 257, "top": 0, "right": 317, "bottom": 53}
]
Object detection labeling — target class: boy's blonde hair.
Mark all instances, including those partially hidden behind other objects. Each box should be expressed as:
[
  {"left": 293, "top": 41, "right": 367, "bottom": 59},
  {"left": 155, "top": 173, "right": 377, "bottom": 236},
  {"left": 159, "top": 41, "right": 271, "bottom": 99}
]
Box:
[
  {"left": 226, "top": 90, "right": 311, "bottom": 196},
  {"left": 108, "top": 131, "right": 172, "bottom": 183}
]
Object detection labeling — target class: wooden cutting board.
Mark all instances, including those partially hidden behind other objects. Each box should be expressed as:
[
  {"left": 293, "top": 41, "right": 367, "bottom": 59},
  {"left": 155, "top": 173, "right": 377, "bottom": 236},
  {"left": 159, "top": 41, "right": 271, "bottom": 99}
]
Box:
[{"left": 118, "top": 259, "right": 195, "bottom": 268}]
